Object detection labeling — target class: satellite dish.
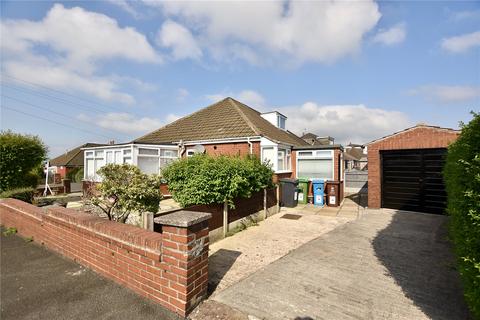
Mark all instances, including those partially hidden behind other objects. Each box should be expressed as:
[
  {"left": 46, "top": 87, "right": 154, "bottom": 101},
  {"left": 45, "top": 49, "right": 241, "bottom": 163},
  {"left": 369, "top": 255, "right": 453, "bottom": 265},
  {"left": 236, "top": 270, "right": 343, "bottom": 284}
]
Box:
[{"left": 193, "top": 144, "right": 205, "bottom": 154}]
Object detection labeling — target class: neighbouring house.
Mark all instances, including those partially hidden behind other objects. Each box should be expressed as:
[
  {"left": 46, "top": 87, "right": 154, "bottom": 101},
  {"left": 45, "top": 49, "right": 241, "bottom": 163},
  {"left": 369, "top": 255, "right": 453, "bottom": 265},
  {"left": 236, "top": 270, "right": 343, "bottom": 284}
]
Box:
[
  {"left": 50, "top": 143, "right": 107, "bottom": 179},
  {"left": 344, "top": 143, "right": 367, "bottom": 171},
  {"left": 367, "top": 124, "right": 459, "bottom": 214},
  {"left": 83, "top": 97, "right": 344, "bottom": 188},
  {"left": 301, "top": 132, "right": 335, "bottom": 146}
]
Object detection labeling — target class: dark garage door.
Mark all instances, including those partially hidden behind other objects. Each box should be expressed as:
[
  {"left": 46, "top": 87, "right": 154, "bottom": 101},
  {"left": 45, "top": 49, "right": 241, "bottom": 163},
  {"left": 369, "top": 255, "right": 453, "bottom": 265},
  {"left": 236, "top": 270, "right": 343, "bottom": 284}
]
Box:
[{"left": 381, "top": 148, "right": 447, "bottom": 214}]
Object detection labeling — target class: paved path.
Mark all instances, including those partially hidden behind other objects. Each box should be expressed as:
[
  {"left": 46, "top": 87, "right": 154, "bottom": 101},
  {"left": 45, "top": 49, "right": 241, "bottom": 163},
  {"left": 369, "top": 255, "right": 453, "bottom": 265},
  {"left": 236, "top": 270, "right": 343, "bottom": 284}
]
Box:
[
  {"left": 0, "top": 228, "right": 179, "bottom": 320},
  {"left": 213, "top": 209, "right": 470, "bottom": 320}
]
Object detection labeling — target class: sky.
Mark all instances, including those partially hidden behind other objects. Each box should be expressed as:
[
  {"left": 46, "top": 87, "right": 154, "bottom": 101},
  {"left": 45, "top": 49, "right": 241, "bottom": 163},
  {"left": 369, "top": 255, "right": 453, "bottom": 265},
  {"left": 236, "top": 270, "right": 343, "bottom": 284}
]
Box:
[{"left": 0, "top": 0, "right": 479, "bottom": 157}]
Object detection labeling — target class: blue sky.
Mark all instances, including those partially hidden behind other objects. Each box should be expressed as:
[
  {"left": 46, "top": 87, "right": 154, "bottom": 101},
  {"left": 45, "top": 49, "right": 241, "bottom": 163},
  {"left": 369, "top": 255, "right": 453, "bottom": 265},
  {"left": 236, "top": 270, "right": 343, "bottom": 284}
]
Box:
[{"left": 1, "top": 1, "right": 479, "bottom": 156}]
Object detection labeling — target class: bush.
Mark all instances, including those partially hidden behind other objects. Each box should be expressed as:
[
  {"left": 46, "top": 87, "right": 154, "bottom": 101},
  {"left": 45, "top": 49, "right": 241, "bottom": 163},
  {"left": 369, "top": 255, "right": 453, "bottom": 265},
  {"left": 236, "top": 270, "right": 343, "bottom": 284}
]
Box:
[
  {"left": 89, "top": 164, "right": 163, "bottom": 223},
  {"left": 74, "top": 168, "right": 84, "bottom": 183},
  {"left": 0, "top": 187, "right": 35, "bottom": 203},
  {"left": 0, "top": 131, "right": 47, "bottom": 191},
  {"left": 161, "top": 154, "right": 273, "bottom": 208},
  {"left": 443, "top": 112, "right": 480, "bottom": 318}
]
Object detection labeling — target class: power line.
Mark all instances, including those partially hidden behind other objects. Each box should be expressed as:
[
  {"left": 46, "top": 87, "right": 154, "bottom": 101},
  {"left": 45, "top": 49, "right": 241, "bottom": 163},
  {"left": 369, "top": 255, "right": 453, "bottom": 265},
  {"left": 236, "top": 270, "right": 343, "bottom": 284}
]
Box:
[
  {"left": 2, "top": 105, "right": 115, "bottom": 140},
  {"left": 1, "top": 94, "right": 130, "bottom": 137},
  {"left": 1, "top": 74, "right": 136, "bottom": 115}
]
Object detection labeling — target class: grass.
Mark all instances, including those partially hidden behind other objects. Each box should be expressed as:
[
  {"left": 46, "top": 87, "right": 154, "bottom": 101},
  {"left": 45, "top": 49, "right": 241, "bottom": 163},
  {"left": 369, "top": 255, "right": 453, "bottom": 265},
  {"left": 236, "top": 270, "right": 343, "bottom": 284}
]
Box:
[{"left": 225, "top": 216, "right": 259, "bottom": 237}]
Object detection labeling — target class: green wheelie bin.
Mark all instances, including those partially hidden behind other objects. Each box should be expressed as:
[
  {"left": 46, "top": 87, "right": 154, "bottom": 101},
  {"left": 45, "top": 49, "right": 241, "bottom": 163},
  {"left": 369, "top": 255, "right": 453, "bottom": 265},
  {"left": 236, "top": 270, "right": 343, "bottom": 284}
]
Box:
[{"left": 297, "top": 178, "right": 309, "bottom": 204}]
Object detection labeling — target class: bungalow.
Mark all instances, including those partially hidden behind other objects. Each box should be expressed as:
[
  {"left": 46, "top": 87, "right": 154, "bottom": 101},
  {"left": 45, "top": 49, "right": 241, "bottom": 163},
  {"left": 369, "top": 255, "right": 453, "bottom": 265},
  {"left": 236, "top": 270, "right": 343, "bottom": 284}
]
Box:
[
  {"left": 50, "top": 142, "right": 107, "bottom": 179},
  {"left": 83, "top": 97, "right": 344, "bottom": 188}
]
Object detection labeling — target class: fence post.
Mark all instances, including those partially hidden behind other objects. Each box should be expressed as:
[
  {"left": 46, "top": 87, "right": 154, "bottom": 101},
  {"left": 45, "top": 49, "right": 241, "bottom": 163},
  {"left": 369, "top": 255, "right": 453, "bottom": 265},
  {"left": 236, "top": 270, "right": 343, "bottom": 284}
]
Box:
[
  {"left": 142, "top": 212, "right": 154, "bottom": 231},
  {"left": 223, "top": 201, "right": 228, "bottom": 237},
  {"left": 276, "top": 184, "right": 280, "bottom": 213},
  {"left": 264, "top": 188, "right": 268, "bottom": 220}
]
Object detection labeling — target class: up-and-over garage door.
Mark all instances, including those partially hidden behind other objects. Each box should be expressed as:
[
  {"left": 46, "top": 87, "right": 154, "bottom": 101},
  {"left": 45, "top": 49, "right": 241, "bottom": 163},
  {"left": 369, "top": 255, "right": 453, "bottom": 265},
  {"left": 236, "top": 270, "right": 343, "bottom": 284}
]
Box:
[{"left": 381, "top": 148, "right": 447, "bottom": 214}]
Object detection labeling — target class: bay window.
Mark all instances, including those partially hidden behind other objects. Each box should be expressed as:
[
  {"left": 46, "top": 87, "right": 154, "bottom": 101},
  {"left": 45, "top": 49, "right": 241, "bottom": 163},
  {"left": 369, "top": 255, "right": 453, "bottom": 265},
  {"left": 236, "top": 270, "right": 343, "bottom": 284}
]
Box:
[
  {"left": 137, "top": 148, "right": 160, "bottom": 174},
  {"left": 261, "top": 146, "right": 291, "bottom": 172}
]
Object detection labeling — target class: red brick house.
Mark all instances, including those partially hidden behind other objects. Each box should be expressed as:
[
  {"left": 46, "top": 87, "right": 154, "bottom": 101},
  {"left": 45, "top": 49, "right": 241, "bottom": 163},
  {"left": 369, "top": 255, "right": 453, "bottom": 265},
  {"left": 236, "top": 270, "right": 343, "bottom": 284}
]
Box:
[
  {"left": 83, "top": 98, "right": 344, "bottom": 186},
  {"left": 367, "top": 124, "right": 459, "bottom": 214}
]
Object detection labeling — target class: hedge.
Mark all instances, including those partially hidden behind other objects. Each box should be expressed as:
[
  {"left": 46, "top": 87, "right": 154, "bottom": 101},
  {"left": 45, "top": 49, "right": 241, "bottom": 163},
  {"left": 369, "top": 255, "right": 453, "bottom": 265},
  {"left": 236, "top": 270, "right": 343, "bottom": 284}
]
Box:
[
  {"left": 0, "top": 131, "right": 47, "bottom": 191},
  {"left": 0, "top": 187, "right": 35, "bottom": 203},
  {"left": 161, "top": 154, "right": 273, "bottom": 208},
  {"left": 443, "top": 112, "right": 480, "bottom": 318}
]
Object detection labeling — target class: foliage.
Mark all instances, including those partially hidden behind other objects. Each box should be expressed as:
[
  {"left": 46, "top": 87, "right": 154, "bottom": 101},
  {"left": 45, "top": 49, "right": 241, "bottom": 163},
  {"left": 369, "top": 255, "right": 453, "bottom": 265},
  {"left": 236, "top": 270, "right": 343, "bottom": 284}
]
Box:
[
  {"left": 0, "top": 131, "right": 48, "bottom": 191},
  {"left": 89, "top": 164, "right": 162, "bottom": 223},
  {"left": 2, "top": 227, "right": 17, "bottom": 236},
  {"left": 161, "top": 154, "right": 273, "bottom": 208},
  {"left": 66, "top": 167, "right": 82, "bottom": 182},
  {"left": 74, "top": 168, "right": 84, "bottom": 183},
  {"left": 0, "top": 187, "right": 35, "bottom": 203},
  {"left": 443, "top": 111, "right": 480, "bottom": 318}
]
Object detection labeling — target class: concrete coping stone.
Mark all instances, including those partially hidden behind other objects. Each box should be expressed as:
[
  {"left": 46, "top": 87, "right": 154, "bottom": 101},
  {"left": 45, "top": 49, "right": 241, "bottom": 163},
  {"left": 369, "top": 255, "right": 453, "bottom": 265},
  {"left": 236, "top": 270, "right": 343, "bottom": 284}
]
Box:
[{"left": 154, "top": 210, "right": 211, "bottom": 227}]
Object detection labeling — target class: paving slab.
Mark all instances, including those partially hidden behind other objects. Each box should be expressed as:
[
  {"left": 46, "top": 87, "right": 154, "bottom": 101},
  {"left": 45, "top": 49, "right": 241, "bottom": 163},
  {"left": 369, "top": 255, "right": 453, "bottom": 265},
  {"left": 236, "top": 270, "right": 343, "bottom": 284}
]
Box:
[
  {"left": 0, "top": 228, "right": 180, "bottom": 320},
  {"left": 213, "top": 209, "right": 470, "bottom": 320}
]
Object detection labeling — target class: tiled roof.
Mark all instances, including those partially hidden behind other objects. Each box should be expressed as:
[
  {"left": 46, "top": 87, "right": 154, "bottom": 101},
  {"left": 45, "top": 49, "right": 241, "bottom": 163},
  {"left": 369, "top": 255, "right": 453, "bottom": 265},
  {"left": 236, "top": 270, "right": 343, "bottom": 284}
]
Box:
[
  {"left": 135, "top": 97, "right": 309, "bottom": 146},
  {"left": 50, "top": 143, "right": 107, "bottom": 167}
]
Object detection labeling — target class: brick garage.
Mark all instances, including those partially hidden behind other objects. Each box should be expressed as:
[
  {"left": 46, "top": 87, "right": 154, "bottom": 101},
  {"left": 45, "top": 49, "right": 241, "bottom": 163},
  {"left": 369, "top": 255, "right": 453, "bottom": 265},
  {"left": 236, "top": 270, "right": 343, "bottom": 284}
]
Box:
[{"left": 367, "top": 124, "right": 459, "bottom": 212}]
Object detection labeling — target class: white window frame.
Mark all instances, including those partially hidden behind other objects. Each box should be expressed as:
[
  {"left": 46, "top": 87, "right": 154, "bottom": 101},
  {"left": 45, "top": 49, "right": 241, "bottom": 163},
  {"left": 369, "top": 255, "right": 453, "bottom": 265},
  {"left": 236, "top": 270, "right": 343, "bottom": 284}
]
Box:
[
  {"left": 186, "top": 149, "right": 195, "bottom": 157},
  {"left": 261, "top": 145, "right": 292, "bottom": 173},
  {"left": 296, "top": 149, "right": 334, "bottom": 181}
]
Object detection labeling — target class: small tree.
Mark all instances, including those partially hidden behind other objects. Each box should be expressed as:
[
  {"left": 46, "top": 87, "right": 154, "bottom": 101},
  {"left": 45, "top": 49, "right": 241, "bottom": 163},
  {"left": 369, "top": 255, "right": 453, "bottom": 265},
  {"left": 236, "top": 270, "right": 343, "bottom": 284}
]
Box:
[
  {"left": 0, "top": 130, "right": 48, "bottom": 191},
  {"left": 161, "top": 154, "right": 273, "bottom": 208},
  {"left": 90, "top": 164, "right": 162, "bottom": 223}
]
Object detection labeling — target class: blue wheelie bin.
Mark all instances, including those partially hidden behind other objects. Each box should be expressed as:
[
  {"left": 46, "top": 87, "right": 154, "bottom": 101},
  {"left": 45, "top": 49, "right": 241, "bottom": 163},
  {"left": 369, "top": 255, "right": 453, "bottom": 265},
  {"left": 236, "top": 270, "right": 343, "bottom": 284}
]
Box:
[{"left": 312, "top": 179, "right": 325, "bottom": 207}]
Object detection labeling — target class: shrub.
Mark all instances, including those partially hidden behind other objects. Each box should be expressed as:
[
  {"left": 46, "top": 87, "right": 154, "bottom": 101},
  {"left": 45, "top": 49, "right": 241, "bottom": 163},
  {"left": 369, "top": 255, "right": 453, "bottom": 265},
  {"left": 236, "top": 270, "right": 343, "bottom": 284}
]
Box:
[
  {"left": 74, "top": 168, "right": 84, "bottom": 183},
  {"left": 0, "top": 131, "right": 47, "bottom": 191},
  {"left": 89, "top": 164, "right": 163, "bottom": 223},
  {"left": 0, "top": 187, "right": 35, "bottom": 203},
  {"left": 443, "top": 112, "right": 480, "bottom": 318},
  {"left": 161, "top": 154, "right": 273, "bottom": 208}
]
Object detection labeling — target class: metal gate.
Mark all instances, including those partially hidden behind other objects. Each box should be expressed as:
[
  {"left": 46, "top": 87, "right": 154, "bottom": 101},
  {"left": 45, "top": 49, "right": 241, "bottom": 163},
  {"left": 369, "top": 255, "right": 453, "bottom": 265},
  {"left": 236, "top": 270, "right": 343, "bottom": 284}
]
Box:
[{"left": 381, "top": 148, "right": 447, "bottom": 214}]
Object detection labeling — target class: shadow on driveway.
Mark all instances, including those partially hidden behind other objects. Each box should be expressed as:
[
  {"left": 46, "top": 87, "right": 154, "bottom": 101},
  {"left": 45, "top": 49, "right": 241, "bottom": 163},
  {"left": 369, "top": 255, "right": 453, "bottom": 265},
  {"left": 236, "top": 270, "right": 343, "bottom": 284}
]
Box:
[
  {"left": 208, "top": 249, "right": 241, "bottom": 296},
  {"left": 0, "top": 227, "right": 180, "bottom": 320},
  {"left": 372, "top": 211, "right": 471, "bottom": 320}
]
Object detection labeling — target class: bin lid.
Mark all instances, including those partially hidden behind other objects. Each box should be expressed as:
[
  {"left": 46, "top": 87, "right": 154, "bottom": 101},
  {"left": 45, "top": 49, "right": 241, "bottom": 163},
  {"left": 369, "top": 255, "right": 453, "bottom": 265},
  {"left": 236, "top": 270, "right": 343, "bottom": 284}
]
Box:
[
  {"left": 298, "top": 177, "right": 310, "bottom": 183},
  {"left": 279, "top": 178, "right": 299, "bottom": 184},
  {"left": 311, "top": 178, "right": 324, "bottom": 184}
]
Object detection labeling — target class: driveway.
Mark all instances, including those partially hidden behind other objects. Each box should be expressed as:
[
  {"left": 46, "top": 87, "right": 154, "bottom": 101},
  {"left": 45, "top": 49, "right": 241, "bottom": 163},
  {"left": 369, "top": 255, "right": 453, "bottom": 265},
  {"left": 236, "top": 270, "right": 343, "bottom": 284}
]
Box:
[
  {"left": 0, "top": 228, "right": 179, "bottom": 320},
  {"left": 212, "top": 209, "right": 470, "bottom": 320}
]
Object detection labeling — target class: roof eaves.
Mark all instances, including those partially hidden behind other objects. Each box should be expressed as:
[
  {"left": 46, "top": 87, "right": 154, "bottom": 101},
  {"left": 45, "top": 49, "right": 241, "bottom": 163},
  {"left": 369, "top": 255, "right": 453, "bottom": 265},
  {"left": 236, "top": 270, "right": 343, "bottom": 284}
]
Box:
[{"left": 366, "top": 124, "right": 460, "bottom": 145}]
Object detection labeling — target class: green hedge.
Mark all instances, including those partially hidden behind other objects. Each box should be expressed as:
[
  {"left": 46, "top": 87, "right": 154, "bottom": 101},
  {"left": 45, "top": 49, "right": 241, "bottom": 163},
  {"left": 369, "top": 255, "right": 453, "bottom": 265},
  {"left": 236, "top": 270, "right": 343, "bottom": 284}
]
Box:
[
  {"left": 161, "top": 154, "right": 273, "bottom": 208},
  {"left": 443, "top": 112, "right": 480, "bottom": 318},
  {"left": 0, "top": 187, "right": 35, "bottom": 203},
  {"left": 0, "top": 131, "right": 47, "bottom": 191}
]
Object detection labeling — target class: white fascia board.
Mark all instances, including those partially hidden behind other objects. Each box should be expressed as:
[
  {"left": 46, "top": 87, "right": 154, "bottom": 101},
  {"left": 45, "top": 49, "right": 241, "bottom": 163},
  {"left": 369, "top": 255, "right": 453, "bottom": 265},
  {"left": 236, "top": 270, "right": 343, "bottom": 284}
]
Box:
[{"left": 260, "top": 137, "right": 277, "bottom": 147}]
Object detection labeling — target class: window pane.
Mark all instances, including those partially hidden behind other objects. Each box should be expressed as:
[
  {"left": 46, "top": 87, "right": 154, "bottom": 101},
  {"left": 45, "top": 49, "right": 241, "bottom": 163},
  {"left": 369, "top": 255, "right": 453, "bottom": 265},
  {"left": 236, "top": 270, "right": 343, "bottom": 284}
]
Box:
[
  {"left": 160, "top": 157, "right": 176, "bottom": 169},
  {"left": 315, "top": 150, "right": 331, "bottom": 158},
  {"left": 138, "top": 156, "right": 159, "bottom": 174},
  {"left": 160, "top": 149, "right": 178, "bottom": 157},
  {"left": 123, "top": 157, "right": 132, "bottom": 164},
  {"left": 298, "top": 151, "right": 313, "bottom": 157},
  {"left": 123, "top": 149, "right": 131, "bottom": 155},
  {"left": 277, "top": 150, "right": 285, "bottom": 170},
  {"left": 114, "top": 151, "right": 122, "bottom": 164},
  {"left": 297, "top": 159, "right": 332, "bottom": 179},
  {"left": 139, "top": 148, "right": 158, "bottom": 155},
  {"left": 86, "top": 159, "right": 95, "bottom": 179},
  {"left": 262, "top": 147, "right": 274, "bottom": 166},
  {"left": 85, "top": 151, "right": 94, "bottom": 158},
  {"left": 286, "top": 154, "right": 291, "bottom": 170},
  {"left": 95, "top": 150, "right": 104, "bottom": 158},
  {"left": 106, "top": 151, "right": 113, "bottom": 164}
]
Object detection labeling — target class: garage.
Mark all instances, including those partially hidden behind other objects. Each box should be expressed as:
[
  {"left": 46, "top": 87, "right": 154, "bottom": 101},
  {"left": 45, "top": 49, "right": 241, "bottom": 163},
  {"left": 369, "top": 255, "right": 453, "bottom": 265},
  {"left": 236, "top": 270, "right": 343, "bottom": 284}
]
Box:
[
  {"left": 381, "top": 148, "right": 447, "bottom": 214},
  {"left": 367, "top": 124, "right": 459, "bottom": 214}
]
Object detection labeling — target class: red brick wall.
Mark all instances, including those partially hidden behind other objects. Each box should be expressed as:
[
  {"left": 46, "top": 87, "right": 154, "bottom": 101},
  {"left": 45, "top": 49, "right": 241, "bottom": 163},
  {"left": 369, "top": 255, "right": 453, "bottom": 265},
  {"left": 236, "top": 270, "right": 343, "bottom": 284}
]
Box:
[
  {"left": 0, "top": 199, "right": 209, "bottom": 317},
  {"left": 367, "top": 126, "right": 459, "bottom": 208},
  {"left": 56, "top": 166, "right": 67, "bottom": 178},
  {"left": 191, "top": 141, "right": 261, "bottom": 157}
]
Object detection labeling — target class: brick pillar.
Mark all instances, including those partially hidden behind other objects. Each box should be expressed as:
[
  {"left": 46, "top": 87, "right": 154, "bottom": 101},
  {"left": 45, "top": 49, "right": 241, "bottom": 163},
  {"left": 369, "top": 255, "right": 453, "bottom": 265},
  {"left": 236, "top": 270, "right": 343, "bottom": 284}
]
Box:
[{"left": 154, "top": 211, "right": 211, "bottom": 317}]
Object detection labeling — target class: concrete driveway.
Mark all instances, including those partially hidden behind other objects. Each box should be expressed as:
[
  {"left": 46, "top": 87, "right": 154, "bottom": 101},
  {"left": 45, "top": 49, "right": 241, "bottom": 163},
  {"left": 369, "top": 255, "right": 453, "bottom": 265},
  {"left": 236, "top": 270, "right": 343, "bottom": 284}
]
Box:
[{"left": 212, "top": 209, "right": 470, "bottom": 320}]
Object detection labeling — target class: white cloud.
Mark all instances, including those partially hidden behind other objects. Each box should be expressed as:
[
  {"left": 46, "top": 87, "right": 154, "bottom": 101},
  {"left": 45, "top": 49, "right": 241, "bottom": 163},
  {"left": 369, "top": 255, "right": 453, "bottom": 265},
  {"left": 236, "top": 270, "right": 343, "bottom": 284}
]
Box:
[
  {"left": 206, "top": 90, "right": 266, "bottom": 108},
  {"left": 149, "top": 1, "right": 381, "bottom": 66},
  {"left": 372, "top": 23, "right": 406, "bottom": 46},
  {"left": 78, "top": 112, "right": 179, "bottom": 134},
  {"left": 1, "top": 4, "right": 160, "bottom": 104},
  {"left": 105, "top": 0, "right": 141, "bottom": 19},
  {"left": 157, "top": 20, "right": 202, "bottom": 60},
  {"left": 450, "top": 10, "right": 480, "bottom": 21},
  {"left": 278, "top": 103, "right": 411, "bottom": 145},
  {"left": 409, "top": 85, "right": 480, "bottom": 103},
  {"left": 176, "top": 88, "right": 190, "bottom": 102},
  {"left": 441, "top": 31, "right": 480, "bottom": 53}
]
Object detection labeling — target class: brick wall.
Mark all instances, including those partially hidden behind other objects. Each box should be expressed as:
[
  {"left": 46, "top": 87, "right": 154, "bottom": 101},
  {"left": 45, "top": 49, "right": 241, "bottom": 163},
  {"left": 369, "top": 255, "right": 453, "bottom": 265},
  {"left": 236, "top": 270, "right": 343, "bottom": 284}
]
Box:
[
  {"left": 0, "top": 199, "right": 210, "bottom": 317},
  {"left": 198, "top": 141, "right": 261, "bottom": 157},
  {"left": 367, "top": 126, "right": 459, "bottom": 208}
]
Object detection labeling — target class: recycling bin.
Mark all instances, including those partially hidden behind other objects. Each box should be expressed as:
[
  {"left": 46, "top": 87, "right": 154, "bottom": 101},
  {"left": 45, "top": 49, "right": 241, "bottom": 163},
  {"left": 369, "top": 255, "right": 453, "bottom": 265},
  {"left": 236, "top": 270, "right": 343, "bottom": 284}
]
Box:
[
  {"left": 297, "top": 178, "right": 309, "bottom": 204},
  {"left": 279, "top": 178, "right": 299, "bottom": 207},
  {"left": 312, "top": 179, "right": 325, "bottom": 207},
  {"left": 326, "top": 181, "right": 340, "bottom": 207}
]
